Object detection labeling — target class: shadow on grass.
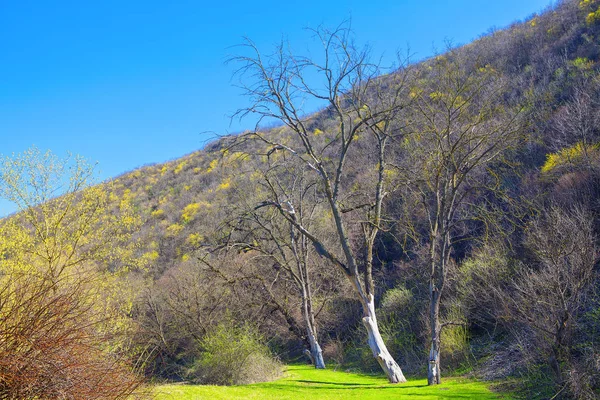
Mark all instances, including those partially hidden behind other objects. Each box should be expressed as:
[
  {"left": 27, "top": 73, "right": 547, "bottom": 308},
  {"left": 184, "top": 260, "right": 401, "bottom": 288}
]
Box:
[
  {"left": 265, "top": 383, "right": 435, "bottom": 391},
  {"left": 262, "top": 383, "right": 489, "bottom": 399},
  {"left": 293, "top": 379, "right": 375, "bottom": 386}
]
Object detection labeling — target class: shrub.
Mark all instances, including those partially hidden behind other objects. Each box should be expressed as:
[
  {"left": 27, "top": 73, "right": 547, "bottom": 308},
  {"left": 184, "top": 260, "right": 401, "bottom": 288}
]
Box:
[
  {"left": 186, "top": 321, "right": 282, "bottom": 385},
  {"left": 378, "top": 287, "right": 424, "bottom": 374},
  {"left": 0, "top": 274, "right": 144, "bottom": 399},
  {"left": 541, "top": 142, "right": 600, "bottom": 174},
  {"left": 181, "top": 203, "right": 201, "bottom": 223},
  {"left": 440, "top": 310, "right": 469, "bottom": 369}
]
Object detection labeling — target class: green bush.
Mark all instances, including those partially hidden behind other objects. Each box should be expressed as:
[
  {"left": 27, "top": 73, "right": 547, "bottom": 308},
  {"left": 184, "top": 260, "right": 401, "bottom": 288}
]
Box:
[
  {"left": 379, "top": 287, "right": 424, "bottom": 373},
  {"left": 186, "top": 321, "right": 282, "bottom": 385},
  {"left": 339, "top": 286, "right": 425, "bottom": 375}
]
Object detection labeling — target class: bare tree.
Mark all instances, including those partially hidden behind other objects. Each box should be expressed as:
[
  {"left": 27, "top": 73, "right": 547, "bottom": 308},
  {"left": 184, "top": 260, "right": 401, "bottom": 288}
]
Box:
[
  {"left": 231, "top": 25, "right": 412, "bottom": 382},
  {"left": 401, "top": 51, "right": 524, "bottom": 384},
  {"left": 227, "top": 162, "right": 332, "bottom": 368},
  {"left": 553, "top": 84, "right": 599, "bottom": 151},
  {"left": 509, "top": 206, "right": 599, "bottom": 390}
]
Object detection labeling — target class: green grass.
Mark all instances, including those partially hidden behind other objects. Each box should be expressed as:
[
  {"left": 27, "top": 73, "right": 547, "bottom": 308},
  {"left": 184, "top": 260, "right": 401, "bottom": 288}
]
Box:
[{"left": 153, "top": 365, "right": 512, "bottom": 399}]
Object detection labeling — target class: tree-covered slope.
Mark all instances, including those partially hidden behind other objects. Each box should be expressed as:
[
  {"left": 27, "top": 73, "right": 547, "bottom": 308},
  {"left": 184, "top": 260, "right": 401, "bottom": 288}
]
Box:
[{"left": 3, "top": 0, "right": 600, "bottom": 398}]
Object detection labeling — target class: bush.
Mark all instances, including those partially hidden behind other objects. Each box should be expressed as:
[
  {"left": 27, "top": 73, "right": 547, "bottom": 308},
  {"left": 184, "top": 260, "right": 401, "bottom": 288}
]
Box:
[
  {"left": 0, "top": 274, "right": 144, "bottom": 400},
  {"left": 186, "top": 321, "right": 282, "bottom": 385},
  {"left": 378, "top": 287, "right": 425, "bottom": 375}
]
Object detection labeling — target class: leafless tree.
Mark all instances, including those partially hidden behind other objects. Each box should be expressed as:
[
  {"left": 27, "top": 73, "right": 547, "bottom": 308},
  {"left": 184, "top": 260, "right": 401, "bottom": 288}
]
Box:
[
  {"left": 401, "top": 51, "right": 524, "bottom": 384},
  {"left": 226, "top": 161, "right": 335, "bottom": 368},
  {"left": 230, "top": 25, "right": 412, "bottom": 382}
]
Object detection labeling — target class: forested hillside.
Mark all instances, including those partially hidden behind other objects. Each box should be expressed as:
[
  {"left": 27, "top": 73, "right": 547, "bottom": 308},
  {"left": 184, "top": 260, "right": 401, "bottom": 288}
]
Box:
[{"left": 2, "top": 0, "right": 600, "bottom": 398}]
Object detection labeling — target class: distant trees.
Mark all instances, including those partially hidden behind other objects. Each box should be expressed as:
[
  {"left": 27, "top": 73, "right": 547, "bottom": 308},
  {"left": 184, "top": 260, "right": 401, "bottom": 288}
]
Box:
[
  {"left": 232, "top": 25, "right": 412, "bottom": 382},
  {"left": 0, "top": 147, "right": 144, "bottom": 399},
  {"left": 400, "top": 52, "right": 524, "bottom": 385}
]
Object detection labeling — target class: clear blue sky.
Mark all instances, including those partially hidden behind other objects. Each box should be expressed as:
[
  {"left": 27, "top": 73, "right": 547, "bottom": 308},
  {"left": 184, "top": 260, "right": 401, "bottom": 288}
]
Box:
[{"left": 0, "top": 0, "right": 554, "bottom": 216}]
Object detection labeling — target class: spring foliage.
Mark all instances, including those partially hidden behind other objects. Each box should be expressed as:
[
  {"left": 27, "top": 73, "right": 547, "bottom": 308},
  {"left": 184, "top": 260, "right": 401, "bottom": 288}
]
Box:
[{"left": 0, "top": 147, "right": 145, "bottom": 399}]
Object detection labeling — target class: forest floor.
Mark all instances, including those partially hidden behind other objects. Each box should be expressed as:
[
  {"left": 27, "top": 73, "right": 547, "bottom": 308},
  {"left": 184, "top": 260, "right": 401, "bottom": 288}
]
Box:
[{"left": 153, "top": 364, "right": 512, "bottom": 399}]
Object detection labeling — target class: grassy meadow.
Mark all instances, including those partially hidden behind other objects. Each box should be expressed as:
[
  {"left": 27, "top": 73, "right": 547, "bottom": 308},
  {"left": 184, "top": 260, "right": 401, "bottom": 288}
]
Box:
[{"left": 153, "top": 365, "right": 511, "bottom": 399}]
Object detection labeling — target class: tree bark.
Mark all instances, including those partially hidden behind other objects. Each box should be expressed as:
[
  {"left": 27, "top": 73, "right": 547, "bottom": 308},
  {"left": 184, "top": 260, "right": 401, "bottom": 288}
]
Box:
[
  {"left": 306, "top": 327, "right": 326, "bottom": 369},
  {"left": 428, "top": 223, "right": 446, "bottom": 385},
  {"left": 362, "top": 295, "right": 407, "bottom": 383},
  {"left": 300, "top": 272, "right": 325, "bottom": 369},
  {"left": 427, "top": 287, "right": 442, "bottom": 385}
]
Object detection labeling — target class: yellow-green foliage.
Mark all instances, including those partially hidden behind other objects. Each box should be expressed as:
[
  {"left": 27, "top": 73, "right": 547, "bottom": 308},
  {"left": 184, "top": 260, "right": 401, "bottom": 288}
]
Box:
[
  {"left": 142, "top": 250, "right": 160, "bottom": 262},
  {"left": 207, "top": 159, "right": 219, "bottom": 173},
  {"left": 187, "top": 233, "right": 204, "bottom": 247},
  {"left": 571, "top": 57, "right": 594, "bottom": 70},
  {"left": 529, "top": 17, "right": 538, "bottom": 27},
  {"left": 580, "top": 0, "right": 600, "bottom": 24},
  {"left": 409, "top": 88, "right": 422, "bottom": 99},
  {"left": 541, "top": 142, "right": 600, "bottom": 173},
  {"left": 181, "top": 202, "right": 202, "bottom": 223},
  {"left": 383, "top": 168, "right": 398, "bottom": 187},
  {"left": 249, "top": 170, "right": 263, "bottom": 182},
  {"left": 587, "top": 8, "right": 600, "bottom": 24},
  {"left": 166, "top": 223, "right": 184, "bottom": 237},
  {"left": 151, "top": 208, "right": 165, "bottom": 218},
  {"left": 187, "top": 321, "right": 282, "bottom": 385},
  {"left": 174, "top": 161, "right": 187, "bottom": 174},
  {"left": 0, "top": 147, "right": 143, "bottom": 357},
  {"left": 380, "top": 287, "right": 413, "bottom": 313},
  {"left": 441, "top": 310, "right": 468, "bottom": 360},
  {"left": 0, "top": 148, "right": 144, "bottom": 279},
  {"left": 429, "top": 91, "right": 444, "bottom": 101},
  {"left": 217, "top": 177, "right": 231, "bottom": 191}
]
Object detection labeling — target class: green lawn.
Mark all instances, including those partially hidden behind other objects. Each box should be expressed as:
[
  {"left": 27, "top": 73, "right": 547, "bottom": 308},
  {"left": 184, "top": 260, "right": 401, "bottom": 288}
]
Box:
[{"left": 153, "top": 365, "right": 511, "bottom": 399}]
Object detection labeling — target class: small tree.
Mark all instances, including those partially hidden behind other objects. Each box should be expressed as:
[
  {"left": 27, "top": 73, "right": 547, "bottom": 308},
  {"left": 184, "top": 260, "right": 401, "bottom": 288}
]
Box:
[
  {"left": 0, "top": 147, "right": 144, "bottom": 398},
  {"left": 0, "top": 147, "right": 142, "bottom": 282},
  {"left": 231, "top": 25, "right": 412, "bottom": 382},
  {"left": 187, "top": 320, "right": 282, "bottom": 385},
  {"left": 226, "top": 158, "right": 341, "bottom": 369},
  {"left": 401, "top": 52, "right": 524, "bottom": 384}
]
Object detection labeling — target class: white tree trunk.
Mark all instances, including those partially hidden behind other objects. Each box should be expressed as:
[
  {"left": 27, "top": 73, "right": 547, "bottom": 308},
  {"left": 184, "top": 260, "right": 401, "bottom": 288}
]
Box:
[
  {"left": 307, "top": 329, "right": 326, "bottom": 369},
  {"left": 428, "top": 286, "right": 442, "bottom": 385},
  {"left": 301, "top": 278, "right": 325, "bottom": 369},
  {"left": 362, "top": 295, "right": 407, "bottom": 383},
  {"left": 428, "top": 341, "right": 441, "bottom": 385}
]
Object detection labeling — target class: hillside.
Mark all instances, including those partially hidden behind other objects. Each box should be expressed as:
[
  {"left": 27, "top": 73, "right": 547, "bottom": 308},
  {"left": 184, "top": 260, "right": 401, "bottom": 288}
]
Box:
[
  {"left": 113, "top": 0, "right": 600, "bottom": 275},
  {"left": 2, "top": 0, "right": 600, "bottom": 399}
]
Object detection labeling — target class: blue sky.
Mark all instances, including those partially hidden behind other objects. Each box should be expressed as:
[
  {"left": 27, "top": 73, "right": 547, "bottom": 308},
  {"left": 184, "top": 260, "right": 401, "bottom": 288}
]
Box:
[{"left": 0, "top": 0, "right": 554, "bottom": 215}]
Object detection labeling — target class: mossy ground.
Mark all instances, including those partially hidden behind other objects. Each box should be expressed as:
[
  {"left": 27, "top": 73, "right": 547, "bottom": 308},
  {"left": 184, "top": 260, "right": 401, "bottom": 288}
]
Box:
[{"left": 153, "top": 364, "right": 512, "bottom": 399}]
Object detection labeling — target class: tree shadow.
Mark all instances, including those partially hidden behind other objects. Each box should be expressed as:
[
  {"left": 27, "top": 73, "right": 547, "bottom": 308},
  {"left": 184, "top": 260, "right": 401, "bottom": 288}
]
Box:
[{"left": 294, "top": 379, "right": 373, "bottom": 386}]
